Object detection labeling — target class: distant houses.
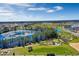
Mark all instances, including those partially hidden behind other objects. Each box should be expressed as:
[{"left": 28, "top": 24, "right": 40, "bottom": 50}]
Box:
[
  {"left": 71, "top": 24, "right": 79, "bottom": 33},
  {"left": 63, "top": 23, "right": 79, "bottom": 33}
]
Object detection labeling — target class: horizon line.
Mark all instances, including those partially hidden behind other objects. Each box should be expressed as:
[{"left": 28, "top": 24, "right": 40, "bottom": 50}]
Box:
[{"left": 0, "top": 19, "right": 79, "bottom": 23}]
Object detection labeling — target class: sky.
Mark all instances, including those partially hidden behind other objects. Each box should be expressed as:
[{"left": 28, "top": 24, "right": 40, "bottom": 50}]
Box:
[{"left": 0, "top": 3, "right": 79, "bottom": 22}]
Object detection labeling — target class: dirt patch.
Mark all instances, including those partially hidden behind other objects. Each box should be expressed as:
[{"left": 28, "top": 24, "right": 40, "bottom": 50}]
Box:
[{"left": 69, "top": 43, "right": 79, "bottom": 52}]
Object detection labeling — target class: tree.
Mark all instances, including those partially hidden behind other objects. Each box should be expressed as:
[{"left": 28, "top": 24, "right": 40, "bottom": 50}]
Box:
[{"left": 2, "top": 27, "right": 9, "bottom": 33}]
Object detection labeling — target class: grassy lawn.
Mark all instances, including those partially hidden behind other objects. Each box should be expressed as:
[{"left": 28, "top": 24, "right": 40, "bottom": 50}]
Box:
[
  {"left": 10, "top": 43, "right": 78, "bottom": 56},
  {"left": 70, "top": 37, "right": 79, "bottom": 43}
]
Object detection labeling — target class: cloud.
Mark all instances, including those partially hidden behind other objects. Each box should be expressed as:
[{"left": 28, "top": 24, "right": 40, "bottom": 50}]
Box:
[
  {"left": 47, "top": 9, "right": 55, "bottom": 13},
  {"left": 27, "top": 7, "right": 47, "bottom": 11},
  {"left": 0, "top": 13, "right": 14, "bottom": 16},
  {"left": 0, "top": 4, "right": 64, "bottom": 21},
  {"left": 27, "top": 6, "right": 64, "bottom": 13},
  {"left": 54, "top": 6, "right": 64, "bottom": 11},
  {"left": 0, "top": 8, "right": 14, "bottom": 16},
  {"left": 0, "top": 9, "right": 11, "bottom": 13},
  {"left": 47, "top": 6, "right": 64, "bottom": 13},
  {"left": 8, "top": 3, "right": 33, "bottom": 7},
  {"left": 0, "top": 4, "right": 29, "bottom": 21},
  {"left": 0, "top": 5, "right": 16, "bottom": 16}
]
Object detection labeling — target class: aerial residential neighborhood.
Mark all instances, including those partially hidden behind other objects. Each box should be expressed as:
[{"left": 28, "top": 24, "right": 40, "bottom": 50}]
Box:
[{"left": 0, "top": 3, "right": 79, "bottom": 56}]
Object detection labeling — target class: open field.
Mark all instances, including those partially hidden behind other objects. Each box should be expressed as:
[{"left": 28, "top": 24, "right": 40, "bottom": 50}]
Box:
[{"left": 0, "top": 43, "right": 78, "bottom": 56}]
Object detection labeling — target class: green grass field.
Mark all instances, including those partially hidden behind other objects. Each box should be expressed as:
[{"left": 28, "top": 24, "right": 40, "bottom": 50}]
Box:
[{"left": 10, "top": 43, "right": 78, "bottom": 56}]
